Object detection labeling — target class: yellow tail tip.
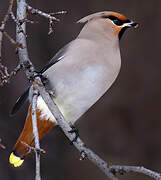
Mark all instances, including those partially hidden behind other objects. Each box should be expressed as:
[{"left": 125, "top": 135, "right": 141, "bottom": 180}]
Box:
[{"left": 9, "top": 152, "right": 24, "bottom": 167}]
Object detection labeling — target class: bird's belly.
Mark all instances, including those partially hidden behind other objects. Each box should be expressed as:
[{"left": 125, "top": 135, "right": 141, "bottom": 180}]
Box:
[{"left": 50, "top": 65, "right": 120, "bottom": 124}]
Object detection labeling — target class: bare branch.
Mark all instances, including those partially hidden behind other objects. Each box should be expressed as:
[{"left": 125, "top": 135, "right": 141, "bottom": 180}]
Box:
[
  {"left": 1, "top": 0, "right": 15, "bottom": 26},
  {"left": 109, "top": 165, "right": 161, "bottom": 180},
  {"left": 0, "top": 63, "right": 23, "bottom": 86},
  {"left": 26, "top": 4, "right": 60, "bottom": 22},
  {"left": 10, "top": 11, "right": 26, "bottom": 35},
  {"left": 50, "top": 10, "right": 67, "bottom": 15},
  {"left": 0, "top": 0, "right": 15, "bottom": 56},
  {"left": 21, "top": 141, "right": 46, "bottom": 154},
  {"left": 16, "top": 1, "right": 41, "bottom": 179},
  {"left": 16, "top": 0, "right": 35, "bottom": 79},
  {"left": 31, "top": 83, "right": 41, "bottom": 180},
  {"left": 2, "top": 29, "right": 23, "bottom": 48},
  {"left": 0, "top": 0, "right": 15, "bottom": 85},
  {"left": 26, "top": 4, "right": 64, "bottom": 35},
  {"left": 9, "top": 63, "right": 23, "bottom": 78}
]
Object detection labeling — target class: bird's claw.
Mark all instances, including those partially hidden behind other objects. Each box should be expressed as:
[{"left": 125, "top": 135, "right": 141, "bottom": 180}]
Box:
[
  {"left": 68, "top": 125, "right": 79, "bottom": 144},
  {"left": 80, "top": 151, "right": 87, "bottom": 160}
]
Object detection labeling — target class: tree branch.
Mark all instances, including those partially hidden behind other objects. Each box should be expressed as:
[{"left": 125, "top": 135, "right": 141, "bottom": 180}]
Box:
[
  {"left": 16, "top": 0, "right": 35, "bottom": 78},
  {"left": 26, "top": 4, "right": 60, "bottom": 22},
  {"left": 16, "top": 0, "right": 41, "bottom": 179},
  {"left": 26, "top": 4, "right": 66, "bottom": 34},
  {"left": 31, "top": 83, "right": 41, "bottom": 180},
  {"left": 21, "top": 141, "right": 46, "bottom": 155},
  {"left": 109, "top": 165, "right": 161, "bottom": 180},
  {"left": 0, "top": 0, "right": 15, "bottom": 85}
]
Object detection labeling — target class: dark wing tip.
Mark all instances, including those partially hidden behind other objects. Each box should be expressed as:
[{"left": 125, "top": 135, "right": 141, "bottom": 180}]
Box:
[
  {"left": 10, "top": 88, "right": 29, "bottom": 116},
  {"left": 40, "top": 42, "right": 72, "bottom": 73}
]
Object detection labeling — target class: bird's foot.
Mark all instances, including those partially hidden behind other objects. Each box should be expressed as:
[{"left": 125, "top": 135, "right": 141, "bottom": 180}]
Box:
[
  {"left": 80, "top": 151, "right": 87, "bottom": 160},
  {"left": 68, "top": 124, "right": 79, "bottom": 144}
]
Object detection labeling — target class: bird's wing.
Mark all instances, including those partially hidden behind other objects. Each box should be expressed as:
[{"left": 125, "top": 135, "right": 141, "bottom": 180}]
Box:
[
  {"left": 10, "top": 41, "right": 73, "bottom": 115},
  {"left": 40, "top": 41, "right": 73, "bottom": 73},
  {"left": 10, "top": 87, "right": 30, "bottom": 115}
]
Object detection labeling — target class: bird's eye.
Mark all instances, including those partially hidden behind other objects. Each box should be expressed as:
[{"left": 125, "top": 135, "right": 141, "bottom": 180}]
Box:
[
  {"left": 107, "top": 16, "right": 124, "bottom": 26},
  {"left": 112, "top": 18, "right": 123, "bottom": 26}
]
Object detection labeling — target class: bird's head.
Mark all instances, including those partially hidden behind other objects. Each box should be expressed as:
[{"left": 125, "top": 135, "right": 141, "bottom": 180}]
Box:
[{"left": 78, "top": 11, "right": 139, "bottom": 40}]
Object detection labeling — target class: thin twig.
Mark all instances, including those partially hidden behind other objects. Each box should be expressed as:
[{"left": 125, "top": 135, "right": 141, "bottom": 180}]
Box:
[
  {"left": 9, "top": 63, "right": 23, "bottom": 78},
  {"left": 31, "top": 83, "right": 41, "bottom": 180},
  {"left": 0, "top": 0, "right": 15, "bottom": 57},
  {"left": 109, "top": 165, "right": 161, "bottom": 180},
  {"left": 21, "top": 141, "right": 46, "bottom": 154},
  {"left": 1, "top": 0, "right": 15, "bottom": 25},
  {"left": 0, "top": 0, "right": 15, "bottom": 85},
  {"left": 26, "top": 4, "right": 60, "bottom": 22},
  {"left": 26, "top": 4, "right": 60, "bottom": 34},
  {"left": 0, "top": 63, "right": 23, "bottom": 86},
  {"left": 50, "top": 10, "right": 67, "bottom": 15},
  {"left": 2, "top": 29, "right": 23, "bottom": 48}
]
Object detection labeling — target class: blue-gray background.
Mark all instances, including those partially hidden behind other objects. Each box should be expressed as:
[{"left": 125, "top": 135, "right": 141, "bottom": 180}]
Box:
[{"left": 0, "top": 0, "right": 161, "bottom": 179}]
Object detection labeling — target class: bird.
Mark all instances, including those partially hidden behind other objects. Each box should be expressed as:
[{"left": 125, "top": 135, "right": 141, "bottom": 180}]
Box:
[{"left": 9, "top": 11, "right": 139, "bottom": 167}]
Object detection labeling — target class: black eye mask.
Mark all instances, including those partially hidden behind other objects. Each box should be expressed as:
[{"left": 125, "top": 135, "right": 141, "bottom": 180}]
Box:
[
  {"left": 107, "top": 16, "right": 124, "bottom": 26},
  {"left": 102, "top": 15, "right": 131, "bottom": 26}
]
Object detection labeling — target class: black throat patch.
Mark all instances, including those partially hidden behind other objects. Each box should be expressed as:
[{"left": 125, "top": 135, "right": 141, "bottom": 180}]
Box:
[{"left": 119, "top": 27, "right": 128, "bottom": 40}]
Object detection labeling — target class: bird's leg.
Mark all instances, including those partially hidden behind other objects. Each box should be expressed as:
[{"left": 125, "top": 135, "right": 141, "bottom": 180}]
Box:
[{"left": 68, "top": 123, "right": 79, "bottom": 144}]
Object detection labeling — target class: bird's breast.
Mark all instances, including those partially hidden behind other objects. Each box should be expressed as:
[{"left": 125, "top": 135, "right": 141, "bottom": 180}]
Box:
[
  {"left": 47, "top": 62, "right": 120, "bottom": 124},
  {"left": 44, "top": 39, "right": 121, "bottom": 124}
]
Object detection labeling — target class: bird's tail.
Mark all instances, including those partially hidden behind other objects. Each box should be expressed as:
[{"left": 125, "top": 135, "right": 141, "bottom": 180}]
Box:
[{"left": 9, "top": 97, "right": 56, "bottom": 167}]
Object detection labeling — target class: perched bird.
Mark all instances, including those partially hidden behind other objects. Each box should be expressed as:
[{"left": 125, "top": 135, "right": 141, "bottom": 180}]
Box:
[{"left": 9, "top": 11, "right": 138, "bottom": 167}]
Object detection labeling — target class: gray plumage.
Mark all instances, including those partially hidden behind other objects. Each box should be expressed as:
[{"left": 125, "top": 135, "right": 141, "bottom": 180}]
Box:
[
  {"left": 12, "top": 11, "right": 138, "bottom": 125},
  {"left": 42, "top": 12, "right": 122, "bottom": 124}
]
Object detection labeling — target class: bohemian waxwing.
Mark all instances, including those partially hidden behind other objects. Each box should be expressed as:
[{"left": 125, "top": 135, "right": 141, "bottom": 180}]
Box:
[{"left": 9, "top": 11, "right": 139, "bottom": 167}]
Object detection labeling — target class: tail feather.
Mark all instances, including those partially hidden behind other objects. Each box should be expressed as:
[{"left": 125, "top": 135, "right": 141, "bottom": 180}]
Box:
[{"left": 9, "top": 99, "right": 56, "bottom": 167}]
